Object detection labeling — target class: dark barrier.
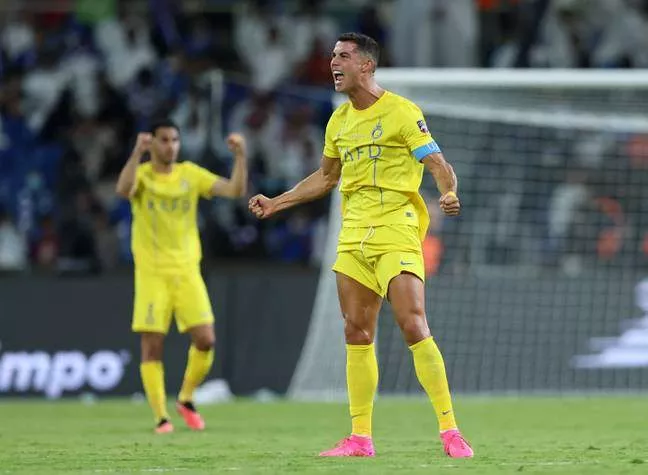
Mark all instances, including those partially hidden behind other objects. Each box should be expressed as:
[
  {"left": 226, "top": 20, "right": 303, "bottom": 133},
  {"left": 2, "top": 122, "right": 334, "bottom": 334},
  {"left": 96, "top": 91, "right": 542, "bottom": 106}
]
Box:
[
  {"left": 377, "top": 269, "right": 648, "bottom": 393},
  {"left": 0, "top": 264, "right": 317, "bottom": 399}
]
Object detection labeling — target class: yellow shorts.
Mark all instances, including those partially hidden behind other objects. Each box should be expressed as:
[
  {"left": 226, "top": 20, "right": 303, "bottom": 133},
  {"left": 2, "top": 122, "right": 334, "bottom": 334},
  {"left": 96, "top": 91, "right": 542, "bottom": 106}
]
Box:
[
  {"left": 332, "top": 225, "right": 425, "bottom": 298},
  {"left": 132, "top": 269, "right": 214, "bottom": 334}
]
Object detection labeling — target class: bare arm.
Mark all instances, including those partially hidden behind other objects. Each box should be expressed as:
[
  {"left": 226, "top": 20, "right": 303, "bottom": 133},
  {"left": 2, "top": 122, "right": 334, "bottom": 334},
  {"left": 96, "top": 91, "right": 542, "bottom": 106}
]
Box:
[
  {"left": 249, "top": 156, "right": 341, "bottom": 218},
  {"left": 422, "top": 152, "right": 460, "bottom": 216},
  {"left": 422, "top": 152, "right": 457, "bottom": 195},
  {"left": 115, "top": 133, "right": 151, "bottom": 198},
  {"left": 210, "top": 133, "right": 249, "bottom": 198}
]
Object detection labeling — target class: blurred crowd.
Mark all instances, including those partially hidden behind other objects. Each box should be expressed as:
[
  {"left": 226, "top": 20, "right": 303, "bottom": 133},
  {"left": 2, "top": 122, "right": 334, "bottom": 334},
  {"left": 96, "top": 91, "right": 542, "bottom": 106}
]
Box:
[{"left": 1, "top": 0, "right": 648, "bottom": 274}]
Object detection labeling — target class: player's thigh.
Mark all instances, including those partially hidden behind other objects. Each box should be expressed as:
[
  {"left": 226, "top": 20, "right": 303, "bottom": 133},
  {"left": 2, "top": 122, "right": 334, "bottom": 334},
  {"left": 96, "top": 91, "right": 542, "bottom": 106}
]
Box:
[
  {"left": 132, "top": 272, "right": 173, "bottom": 334},
  {"left": 373, "top": 225, "right": 425, "bottom": 297},
  {"left": 376, "top": 250, "right": 426, "bottom": 298},
  {"left": 335, "top": 269, "right": 383, "bottom": 345},
  {"left": 173, "top": 271, "right": 214, "bottom": 334},
  {"left": 333, "top": 227, "right": 383, "bottom": 297}
]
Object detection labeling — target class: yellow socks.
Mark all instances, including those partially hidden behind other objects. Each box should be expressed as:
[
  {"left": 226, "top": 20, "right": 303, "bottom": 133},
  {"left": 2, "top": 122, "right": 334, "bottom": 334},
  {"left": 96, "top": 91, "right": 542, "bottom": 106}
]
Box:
[
  {"left": 140, "top": 361, "right": 169, "bottom": 422},
  {"left": 346, "top": 343, "right": 379, "bottom": 437},
  {"left": 178, "top": 345, "right": 214, "bottom": 403},
  {"left": 409, "top": 337, "right": 457, "bottom": 432}
]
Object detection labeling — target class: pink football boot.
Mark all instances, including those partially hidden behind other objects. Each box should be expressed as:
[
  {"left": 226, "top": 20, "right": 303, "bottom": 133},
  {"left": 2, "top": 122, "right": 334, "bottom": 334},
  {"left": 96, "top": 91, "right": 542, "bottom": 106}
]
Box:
[{"left": 319, "top": 435, "right": 376, "bottom": 457}]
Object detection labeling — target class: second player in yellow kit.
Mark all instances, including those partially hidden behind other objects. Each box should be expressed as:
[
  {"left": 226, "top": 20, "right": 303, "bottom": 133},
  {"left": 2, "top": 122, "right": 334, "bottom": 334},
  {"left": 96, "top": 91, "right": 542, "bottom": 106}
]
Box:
[
  {"left": 116, "top": 119, "right": 248, "bottom": 434},
  {"left": 130, "top": 161, "right": 219, "bottom": 335}
]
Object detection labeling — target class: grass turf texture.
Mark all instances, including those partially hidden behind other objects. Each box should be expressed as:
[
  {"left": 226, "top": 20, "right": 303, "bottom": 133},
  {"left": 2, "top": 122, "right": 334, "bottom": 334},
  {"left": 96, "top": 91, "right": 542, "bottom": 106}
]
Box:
[{"left": 0, "top": 397, "right": 646, "bottom": 474}]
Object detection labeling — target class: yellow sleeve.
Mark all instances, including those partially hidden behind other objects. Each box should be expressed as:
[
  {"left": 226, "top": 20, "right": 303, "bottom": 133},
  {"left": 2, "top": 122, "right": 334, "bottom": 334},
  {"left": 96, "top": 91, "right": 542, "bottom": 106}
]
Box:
[
  {"left": 187, "top": 163, "right": 221, "bottom": 198},
  {"left": 399, "top": 102, "right": 436, "bottom": 153},
  {"left": 129, "top": 165, "right": 147, "bottom": 202},
  {"left": 323, "top": 112, "right": 341, "bottom": 159}
]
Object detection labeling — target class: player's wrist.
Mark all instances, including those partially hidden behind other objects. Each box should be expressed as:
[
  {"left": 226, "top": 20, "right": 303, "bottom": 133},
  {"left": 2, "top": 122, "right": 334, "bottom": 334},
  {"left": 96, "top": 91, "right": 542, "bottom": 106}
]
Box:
[
  {"left": 131, "top": 149, "right": 145, "bottom": 160},
  {"left": 444, "top": 190, "right": 457, "bottom": 198}
]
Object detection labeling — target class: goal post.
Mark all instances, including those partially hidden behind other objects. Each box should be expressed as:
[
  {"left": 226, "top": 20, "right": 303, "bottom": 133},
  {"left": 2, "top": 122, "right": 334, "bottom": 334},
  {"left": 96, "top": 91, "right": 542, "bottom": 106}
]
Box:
[{"left": 288, "top": 69, "right": 648, "bottom": 400}]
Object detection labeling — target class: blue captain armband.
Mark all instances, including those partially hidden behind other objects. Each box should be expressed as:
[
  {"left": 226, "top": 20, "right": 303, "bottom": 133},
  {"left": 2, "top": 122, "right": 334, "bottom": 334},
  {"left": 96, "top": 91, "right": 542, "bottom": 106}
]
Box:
[{"left": 412, "top": 141, "right": 441, "bottom": 161}]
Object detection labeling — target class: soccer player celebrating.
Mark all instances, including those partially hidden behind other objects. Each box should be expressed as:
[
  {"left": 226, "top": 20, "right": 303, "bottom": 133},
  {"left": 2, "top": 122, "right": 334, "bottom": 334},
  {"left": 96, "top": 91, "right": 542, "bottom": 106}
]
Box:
[
  {"left": 249, "top": 33, "right": 473, "bottom": 458},
  {"left": 116, "top": 120, "right": 248, "bottom": 434}
]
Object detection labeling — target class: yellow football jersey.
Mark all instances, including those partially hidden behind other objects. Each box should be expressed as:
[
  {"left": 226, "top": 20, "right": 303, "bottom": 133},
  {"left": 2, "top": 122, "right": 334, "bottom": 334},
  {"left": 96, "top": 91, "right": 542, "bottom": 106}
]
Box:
[
  {"left": 323, "top": 90, "right": 441, "bottom": 240},
  {"left": 130, "top": 161, "right": 220, "bottom": 274}
]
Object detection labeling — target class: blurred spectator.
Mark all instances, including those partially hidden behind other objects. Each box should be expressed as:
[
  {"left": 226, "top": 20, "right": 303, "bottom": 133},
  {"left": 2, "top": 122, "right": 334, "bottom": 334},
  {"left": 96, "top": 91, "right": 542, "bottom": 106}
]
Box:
[
  {"left": 234, "top": 1, "right": 293, "bottom": 92},
  {"left": 294, "top": 37, "right": 333, "bottom": 87},
  {"left": 157, "top": 49, "right": 191, "bottom": 104},
  {"left": 234, "top": 0, "right": 277, "bottom": 75},
  {"left": 93, "top": 207, "right": 120, "bottom": 271},
  {"left": 171, "top": 85, "right": 210, "bottom": 163},
  {"left": 228, "top": 90, "right": 283, "bottom": 191},
  {"left": 96, "top": 5, "right": 157, "bottom": 88},
  {"left": 127, "top": 68, "right": 167, "bottom": 129},
  {"left": 248, "top": 25, "right": 292, "bottom": 92},
  {"left": 271, "top": 105, "right": 322, "bottom": 188},
  {"left": 356, "top": 5, "right": 389, "bottom": 65},
  {"left": 0, "top": 73, "right": 34, "bottom": 147},
  {"left": 22, "top": 45, "right": 69, "bottom": 133},
  {"left": 266, "top": 209, "right": 317, "bottom": 263},
  {"left": 57, "top": 188, "right": 100, "bottom": 274},
  {"left": 2, "top": 8, "right": 36, "bottom": 65},
  {"left": 389, "top": 0, "right": 477, "bottom": 67},
  {"left": 32, "top": 214, "right": 59, "bottom": 269},
  {"left": 284, "top": 0, "right": 338, "bottom": 65},
  {"left": 0, "top": 207, "right": 27, "bottom": 271}
]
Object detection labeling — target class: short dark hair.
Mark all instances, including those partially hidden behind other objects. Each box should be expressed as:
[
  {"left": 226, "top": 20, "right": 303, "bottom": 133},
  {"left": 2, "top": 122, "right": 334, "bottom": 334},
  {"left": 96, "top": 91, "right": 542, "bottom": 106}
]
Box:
[
  {"left": 337, "top": 32, "right": 380, "bottom": 71},
  {"left": 150, "top": 118, "right": 180, "bottom": 136}
]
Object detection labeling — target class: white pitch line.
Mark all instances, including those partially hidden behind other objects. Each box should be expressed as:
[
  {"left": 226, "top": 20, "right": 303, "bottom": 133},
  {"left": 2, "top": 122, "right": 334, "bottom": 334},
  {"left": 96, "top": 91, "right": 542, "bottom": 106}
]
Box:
[{"left": 92, "top": 469, "right": 190, "bottom": 473}]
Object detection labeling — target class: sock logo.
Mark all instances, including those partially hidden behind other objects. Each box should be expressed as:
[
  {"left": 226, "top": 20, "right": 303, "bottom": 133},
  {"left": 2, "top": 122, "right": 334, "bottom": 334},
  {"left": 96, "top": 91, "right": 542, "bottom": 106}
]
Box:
[{"left": 0, "top": 342, "right": 131, "bottom": 398}]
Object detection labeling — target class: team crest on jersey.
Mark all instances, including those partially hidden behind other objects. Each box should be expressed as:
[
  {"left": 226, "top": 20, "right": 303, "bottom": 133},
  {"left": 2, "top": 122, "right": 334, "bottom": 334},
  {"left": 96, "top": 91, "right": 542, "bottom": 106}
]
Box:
[
  {"left": 417, "top": 119, "right": 429, "bottom": 134},
  {"left": 180, "top": 179, "right": 190, "bottom": 192},
  {"left": 371, "top": 121, "right": 383, "bottom": 140}
]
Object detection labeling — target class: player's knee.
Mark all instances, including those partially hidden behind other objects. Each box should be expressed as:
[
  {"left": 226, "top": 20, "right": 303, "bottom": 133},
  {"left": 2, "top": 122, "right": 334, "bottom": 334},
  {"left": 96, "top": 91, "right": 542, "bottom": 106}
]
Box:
[
  {"left": 343, "top": 317, "right": 374, "bottom": 345},
  {"left": 141, "top": 335, "right": 164, "bottom": 361},
  {"left": 398, "top": 313, "right": 430, "bottom": 344},
  {"left": 193, "top": 336, "right": 215, "bottom": 352}
]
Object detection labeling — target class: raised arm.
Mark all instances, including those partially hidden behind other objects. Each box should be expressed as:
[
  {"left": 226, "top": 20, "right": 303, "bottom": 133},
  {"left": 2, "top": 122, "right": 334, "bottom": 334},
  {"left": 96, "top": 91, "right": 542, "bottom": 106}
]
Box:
[
  {"left": 421, "top": 152, "right": 460, "bottom": 216},
  {"left": 115, "top": 133, "right": 152, "bottom": 198},
  {"left": 209, "top": 133, "right": 249, "bottom": 198},
  {"left": 248, "top": 155, "right": 341, "bottom": 219}
]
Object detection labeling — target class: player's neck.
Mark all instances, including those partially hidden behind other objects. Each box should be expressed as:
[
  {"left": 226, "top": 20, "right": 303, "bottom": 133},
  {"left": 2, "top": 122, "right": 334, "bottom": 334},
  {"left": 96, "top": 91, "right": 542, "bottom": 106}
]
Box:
[
  {"left": 347, "top": 81, "right": 385, "bottom": 110},
  {"left": 151, "top": 159, "right": 174, "bottom": 174}
]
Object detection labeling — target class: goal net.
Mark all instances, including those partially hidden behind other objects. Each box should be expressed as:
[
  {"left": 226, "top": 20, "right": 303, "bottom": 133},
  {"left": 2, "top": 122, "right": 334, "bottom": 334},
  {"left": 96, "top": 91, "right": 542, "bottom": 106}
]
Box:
[{"left": 289, "top": 70, "right": 648, "bottom": 399}]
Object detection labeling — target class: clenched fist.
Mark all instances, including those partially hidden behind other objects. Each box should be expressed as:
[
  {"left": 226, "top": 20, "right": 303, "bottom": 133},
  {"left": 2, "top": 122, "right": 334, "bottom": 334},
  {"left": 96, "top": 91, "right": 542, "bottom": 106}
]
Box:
[
  {"left": 248, "top": 194, "right": 276, "bottom": 219},
  {"left": 439, "top": 191, "right": 460, "bottom": 216},
  {"left": 134, "top": 133, "right": 153, "bottom": 155},
  {"left": 226, "top": 133, "right": 247, "bottom": 157}
]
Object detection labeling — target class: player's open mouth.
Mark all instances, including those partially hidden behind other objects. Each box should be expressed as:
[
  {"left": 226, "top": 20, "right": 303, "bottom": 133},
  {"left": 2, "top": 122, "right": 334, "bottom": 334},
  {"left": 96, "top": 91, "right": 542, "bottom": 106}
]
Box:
[{"left": 333, "top": 71, "right": 344, "bottom": 85}]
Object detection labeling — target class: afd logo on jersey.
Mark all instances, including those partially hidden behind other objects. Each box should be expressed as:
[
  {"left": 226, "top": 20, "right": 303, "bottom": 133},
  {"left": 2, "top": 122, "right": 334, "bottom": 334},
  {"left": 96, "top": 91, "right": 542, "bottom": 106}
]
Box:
[
  {"left": 0, "top": 343, "right": 131, "bottom": 398},
  {"left": 572, "top": 279, "right": 648, "bottom": 369}
]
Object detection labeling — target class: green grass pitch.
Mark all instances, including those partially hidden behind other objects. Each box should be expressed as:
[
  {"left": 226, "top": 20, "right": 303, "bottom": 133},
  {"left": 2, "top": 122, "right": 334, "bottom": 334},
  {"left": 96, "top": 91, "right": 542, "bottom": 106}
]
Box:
[{"left": 0, "top": 397, "right": 646, "bottom": 474}]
